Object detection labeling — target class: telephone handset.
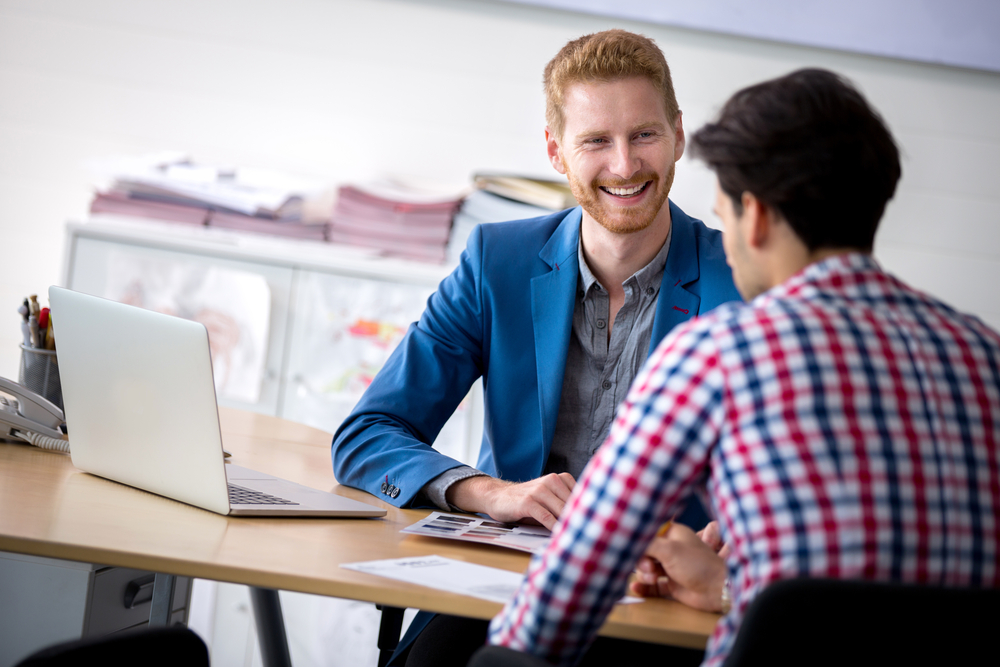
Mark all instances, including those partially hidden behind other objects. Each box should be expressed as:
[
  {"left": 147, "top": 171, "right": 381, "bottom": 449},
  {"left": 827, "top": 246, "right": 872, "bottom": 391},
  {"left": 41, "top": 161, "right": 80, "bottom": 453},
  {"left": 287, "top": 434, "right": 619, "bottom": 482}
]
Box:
[{"left": 0, "top": 376, "right": 70, "bottom": 452}]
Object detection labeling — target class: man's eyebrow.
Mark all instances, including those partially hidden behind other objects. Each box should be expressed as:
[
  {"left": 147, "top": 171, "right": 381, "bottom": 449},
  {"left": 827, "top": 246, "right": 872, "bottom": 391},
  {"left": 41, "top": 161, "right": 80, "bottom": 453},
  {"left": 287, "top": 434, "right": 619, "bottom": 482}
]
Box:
[
  {"left": 573, "top": 130, "right": 606, "bottom": 142},
  {"left": 631, "top": 121, "right": 667, "bottom": 133},
  {"left": 572, "top": 127, "right": 619, "bottom": 142}
]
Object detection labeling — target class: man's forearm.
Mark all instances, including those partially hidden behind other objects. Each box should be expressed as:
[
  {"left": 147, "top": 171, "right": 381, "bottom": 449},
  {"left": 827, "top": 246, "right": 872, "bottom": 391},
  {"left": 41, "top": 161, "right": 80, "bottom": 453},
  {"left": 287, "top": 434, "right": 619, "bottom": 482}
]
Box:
[
  {"left": 445, "top": 475, "right": 509, "bottom": 514},
  {"left": 422, "top": 466, "right": 487, "bottom": 510}
]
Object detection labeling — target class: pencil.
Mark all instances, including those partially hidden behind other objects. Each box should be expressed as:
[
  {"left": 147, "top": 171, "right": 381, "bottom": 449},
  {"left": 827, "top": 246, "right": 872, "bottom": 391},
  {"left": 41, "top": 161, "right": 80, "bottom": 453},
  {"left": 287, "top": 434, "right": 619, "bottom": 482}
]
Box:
[{"left": 656, "top": 511, "right": 680, "bottom": 537}]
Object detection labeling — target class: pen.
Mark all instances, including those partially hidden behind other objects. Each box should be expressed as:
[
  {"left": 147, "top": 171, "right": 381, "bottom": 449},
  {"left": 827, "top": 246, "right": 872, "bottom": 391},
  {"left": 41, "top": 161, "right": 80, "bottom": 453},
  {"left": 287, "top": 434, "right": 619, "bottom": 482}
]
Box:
[
  {"left": 38, "top": 307, "right": 49, "bottom": 348},
  {"left": 45, "top": 315, "right": 55, "bottom": 350},
  {"left": 656, "top": 511, "right": 680, "bottom": 538},
  {"left": 18, "top": 301, "right": 31, "bottom": 346},
  {"left": 28, "top": 314, "right": 39, "bottom": 348}
]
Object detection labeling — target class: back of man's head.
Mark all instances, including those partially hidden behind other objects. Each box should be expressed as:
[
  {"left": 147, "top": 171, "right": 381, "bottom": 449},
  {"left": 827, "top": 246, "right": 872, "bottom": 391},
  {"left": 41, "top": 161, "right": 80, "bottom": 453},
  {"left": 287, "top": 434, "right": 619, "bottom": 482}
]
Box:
[
  {"left": 544, "top": 29, "right": 679, "bottom": 139},
  {"left": 690, "top": 68, "right": 901, "bottom": 252}
]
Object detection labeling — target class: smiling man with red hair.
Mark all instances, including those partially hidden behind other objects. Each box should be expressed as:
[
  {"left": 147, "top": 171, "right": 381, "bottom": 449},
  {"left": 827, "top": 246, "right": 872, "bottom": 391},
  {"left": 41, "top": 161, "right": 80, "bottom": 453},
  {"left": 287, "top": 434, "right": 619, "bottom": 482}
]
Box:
[{"left": 333, "top": 29, "right": 741, "bottom": 666}]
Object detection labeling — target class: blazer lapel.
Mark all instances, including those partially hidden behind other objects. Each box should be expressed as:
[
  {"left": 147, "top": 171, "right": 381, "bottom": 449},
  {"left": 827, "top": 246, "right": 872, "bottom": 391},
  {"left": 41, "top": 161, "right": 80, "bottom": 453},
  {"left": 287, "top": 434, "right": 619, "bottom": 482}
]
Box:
[
  {"left": 650, "top": 202, "right": 702, "bottom": 354},
  {"left": 530, "top": 209, "right": 581, "bottom": 461}
]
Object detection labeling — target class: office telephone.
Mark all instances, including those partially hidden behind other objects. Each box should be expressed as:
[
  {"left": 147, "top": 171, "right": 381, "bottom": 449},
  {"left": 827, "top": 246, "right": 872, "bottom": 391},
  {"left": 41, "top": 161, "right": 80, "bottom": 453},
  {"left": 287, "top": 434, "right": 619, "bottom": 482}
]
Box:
[{"left": 0, "top": 376, "right": 70, "bottom": 452}]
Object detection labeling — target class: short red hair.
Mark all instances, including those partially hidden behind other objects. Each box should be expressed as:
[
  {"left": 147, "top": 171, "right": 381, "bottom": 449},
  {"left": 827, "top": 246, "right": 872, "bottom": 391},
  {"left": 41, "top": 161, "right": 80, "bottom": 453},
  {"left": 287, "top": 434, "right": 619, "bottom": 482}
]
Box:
[{"left": 544, "top": 29, "right": 679, "bottom": 138}]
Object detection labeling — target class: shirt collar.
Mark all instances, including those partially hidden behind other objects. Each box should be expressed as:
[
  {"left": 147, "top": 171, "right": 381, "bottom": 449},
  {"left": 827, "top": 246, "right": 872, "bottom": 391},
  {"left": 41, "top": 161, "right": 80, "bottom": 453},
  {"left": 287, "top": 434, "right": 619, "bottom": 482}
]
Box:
[
  {"left": 758, "top": 252, "right": 882, "bottom": 304},
  {"left": 576, "top": 225, "right": 672, "bottom": 299}
]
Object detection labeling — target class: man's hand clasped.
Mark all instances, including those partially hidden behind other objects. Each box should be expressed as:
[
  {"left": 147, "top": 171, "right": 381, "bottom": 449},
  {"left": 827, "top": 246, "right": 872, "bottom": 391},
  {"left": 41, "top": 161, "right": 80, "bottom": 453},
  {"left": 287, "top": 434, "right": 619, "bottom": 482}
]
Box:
[{"left": 630, "top": 521, "right": 730, "bottom": 613}]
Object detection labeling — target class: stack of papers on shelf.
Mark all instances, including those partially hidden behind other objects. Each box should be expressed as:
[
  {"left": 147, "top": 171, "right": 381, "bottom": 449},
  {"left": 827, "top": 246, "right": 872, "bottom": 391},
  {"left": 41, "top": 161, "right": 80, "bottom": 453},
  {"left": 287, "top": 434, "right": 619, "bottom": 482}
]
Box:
[
  {"left": 90, "top": 189, "right": 210, "bottom": 226},
  {"left": 473, "top": 173, "right": 576, "bottom": 210},
  {"left": 87, "top": 154, "right": 332, "bottom": 241},
  {"left": 329, "top": 180, "right": 466, "bottom": 263},
  {"left": 447, "top": 189, "right": 557, "bottom": 264}
]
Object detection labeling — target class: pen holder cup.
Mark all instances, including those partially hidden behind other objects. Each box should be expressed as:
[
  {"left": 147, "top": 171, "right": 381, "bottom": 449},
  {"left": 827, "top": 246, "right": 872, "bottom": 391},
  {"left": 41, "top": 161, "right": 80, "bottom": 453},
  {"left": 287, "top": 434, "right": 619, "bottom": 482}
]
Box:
[{"left": 18, "top": 344, "right": 63, "bottom": 410}]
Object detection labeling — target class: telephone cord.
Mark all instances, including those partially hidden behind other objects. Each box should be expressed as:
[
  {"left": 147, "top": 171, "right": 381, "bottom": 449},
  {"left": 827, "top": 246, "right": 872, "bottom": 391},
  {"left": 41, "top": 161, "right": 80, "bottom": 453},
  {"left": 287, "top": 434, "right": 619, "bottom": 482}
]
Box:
[{"left": 15, "top": 429, "right": 70, "bottom": 453}]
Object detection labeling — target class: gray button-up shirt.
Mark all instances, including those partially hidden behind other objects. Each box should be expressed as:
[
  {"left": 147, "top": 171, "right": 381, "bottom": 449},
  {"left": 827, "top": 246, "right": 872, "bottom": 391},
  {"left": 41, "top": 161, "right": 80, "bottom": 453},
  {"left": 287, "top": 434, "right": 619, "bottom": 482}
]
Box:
[
  {"left": 419, "top": 226, "right": 671, "bottom": 509},
  {"left": 545, "top": 228, "right": 671, "bottom": 478}
]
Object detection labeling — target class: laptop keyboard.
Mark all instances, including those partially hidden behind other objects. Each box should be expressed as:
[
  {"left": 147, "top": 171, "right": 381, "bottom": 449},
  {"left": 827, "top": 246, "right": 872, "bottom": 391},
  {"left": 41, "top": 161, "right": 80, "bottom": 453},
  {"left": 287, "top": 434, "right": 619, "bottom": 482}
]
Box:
[{"left": 228, "top": 483, "right": 300, "bottom": 506}]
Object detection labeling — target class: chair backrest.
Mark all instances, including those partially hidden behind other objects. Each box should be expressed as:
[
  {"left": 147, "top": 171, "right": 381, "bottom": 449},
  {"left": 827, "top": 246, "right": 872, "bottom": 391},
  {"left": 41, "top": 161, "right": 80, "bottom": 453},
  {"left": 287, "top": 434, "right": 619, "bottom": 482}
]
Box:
[
  {"left": 16, "top": 626, "right": 209, "bottom": 667},
  {"left": 724, "top": 578, "right": 1000, "bottom": 667}
]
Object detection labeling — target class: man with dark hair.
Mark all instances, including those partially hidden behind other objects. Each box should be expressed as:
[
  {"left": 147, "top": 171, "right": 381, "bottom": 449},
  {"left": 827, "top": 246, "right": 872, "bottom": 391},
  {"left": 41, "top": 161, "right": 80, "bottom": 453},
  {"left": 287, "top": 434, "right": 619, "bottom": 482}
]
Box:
[
  {"left": 486, "top": 68, "right": 1000, "bottom": 666},
  {"left": 332, "top": 29, "right": 740, "bottom": 665}
]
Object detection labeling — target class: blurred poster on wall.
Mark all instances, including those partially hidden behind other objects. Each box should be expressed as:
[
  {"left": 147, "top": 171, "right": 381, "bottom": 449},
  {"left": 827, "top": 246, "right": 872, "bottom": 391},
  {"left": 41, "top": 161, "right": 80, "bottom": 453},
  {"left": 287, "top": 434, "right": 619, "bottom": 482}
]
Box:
[
  {"left": 284, "top": 271, "right": 475, "bottom": 465},
  {"left": 103, "top": 252, "right": 271, "bottom": 403}
]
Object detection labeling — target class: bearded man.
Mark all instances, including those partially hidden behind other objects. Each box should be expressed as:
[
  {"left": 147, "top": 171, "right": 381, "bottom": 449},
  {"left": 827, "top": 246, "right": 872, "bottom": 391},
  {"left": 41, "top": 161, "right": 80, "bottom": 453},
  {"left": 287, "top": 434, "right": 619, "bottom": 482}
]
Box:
[{"left": 331, "top": 29, "right": 741, "bottom": 667}]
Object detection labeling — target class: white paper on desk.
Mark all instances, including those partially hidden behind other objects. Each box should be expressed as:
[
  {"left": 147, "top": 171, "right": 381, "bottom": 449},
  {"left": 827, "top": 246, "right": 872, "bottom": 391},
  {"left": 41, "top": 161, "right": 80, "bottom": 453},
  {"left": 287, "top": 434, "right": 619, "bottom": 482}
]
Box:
[
  {"left": 402, "top": 512, "right": 551, "bottom": 554},
  {"left": 342, "top": 555, "right": 643, "bottom": 605},
  {"left": 343, "top": 555, "right": 522, "bottom": 604}
]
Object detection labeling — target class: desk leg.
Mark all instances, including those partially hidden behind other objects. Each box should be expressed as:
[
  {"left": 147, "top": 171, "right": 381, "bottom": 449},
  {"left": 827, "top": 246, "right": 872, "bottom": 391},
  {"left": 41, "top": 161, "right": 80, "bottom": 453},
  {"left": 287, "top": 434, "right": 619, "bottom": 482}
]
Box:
[
  {"left": 250, "top": 587, "right": 293, "bottom": 667},
  {"left": 376, "top": 605, "right": 405, "bottom": 667},
  {"left": 149, "top": 573, "right": 177, "bottom": 626}
]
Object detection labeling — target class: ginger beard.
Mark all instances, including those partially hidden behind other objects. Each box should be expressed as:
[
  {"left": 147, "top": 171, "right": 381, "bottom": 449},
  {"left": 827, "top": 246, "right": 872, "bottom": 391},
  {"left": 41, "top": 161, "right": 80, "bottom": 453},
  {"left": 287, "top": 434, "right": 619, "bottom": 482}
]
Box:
[{"left": 567, "top": 160, "right": 675, "bottom": 234}]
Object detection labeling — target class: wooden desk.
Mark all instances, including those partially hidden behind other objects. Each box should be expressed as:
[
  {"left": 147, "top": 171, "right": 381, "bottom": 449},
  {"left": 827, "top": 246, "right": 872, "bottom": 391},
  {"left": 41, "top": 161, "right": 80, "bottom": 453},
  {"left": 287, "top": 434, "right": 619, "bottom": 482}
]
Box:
[{"left": 0, "top": 408, "right": 719, "bottom": 651}]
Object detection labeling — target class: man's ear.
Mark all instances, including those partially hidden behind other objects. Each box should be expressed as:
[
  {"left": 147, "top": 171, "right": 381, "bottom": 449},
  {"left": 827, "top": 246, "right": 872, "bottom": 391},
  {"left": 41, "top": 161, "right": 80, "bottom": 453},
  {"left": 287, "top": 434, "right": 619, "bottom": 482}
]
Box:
[
  {"left": 672, "top": 111, "right": 686, "bottom": 162},
  {"left": 740, "top": 192, "right": 772, "bottom": 249},
  {"left": 545, "top": 127, "right": 566, "bottom": 175}
]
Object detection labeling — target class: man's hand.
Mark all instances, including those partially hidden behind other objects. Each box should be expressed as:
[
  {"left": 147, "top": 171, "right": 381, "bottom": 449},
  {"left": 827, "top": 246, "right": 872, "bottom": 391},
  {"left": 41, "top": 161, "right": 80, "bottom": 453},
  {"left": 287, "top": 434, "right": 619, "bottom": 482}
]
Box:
[
  {"left": 445, "top": 473, "right": 576, "bottom": 530},
  {"left": 629, "top": 523, "right": 728, "bottom": 612},
  {"left": 697, "top": 520, "right": 731, "bottom": 559}
]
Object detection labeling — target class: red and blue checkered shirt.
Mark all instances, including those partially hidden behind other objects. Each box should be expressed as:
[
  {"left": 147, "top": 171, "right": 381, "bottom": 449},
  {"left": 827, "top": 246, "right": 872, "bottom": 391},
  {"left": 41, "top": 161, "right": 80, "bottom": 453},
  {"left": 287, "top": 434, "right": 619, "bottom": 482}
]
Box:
[{"left": 488, "top": 253, "right": 1000, "bottom": 666}]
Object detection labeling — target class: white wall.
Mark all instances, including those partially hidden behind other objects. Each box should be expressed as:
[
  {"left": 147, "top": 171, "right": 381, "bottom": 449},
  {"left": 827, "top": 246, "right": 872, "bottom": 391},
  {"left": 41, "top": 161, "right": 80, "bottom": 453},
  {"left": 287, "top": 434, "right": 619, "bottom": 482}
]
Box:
[
  {"left": 506, "top": 0, "right": 1000, "bottom": 72},
  {"left": 1, "top": 0, "right": 999, "bottom": 380}
]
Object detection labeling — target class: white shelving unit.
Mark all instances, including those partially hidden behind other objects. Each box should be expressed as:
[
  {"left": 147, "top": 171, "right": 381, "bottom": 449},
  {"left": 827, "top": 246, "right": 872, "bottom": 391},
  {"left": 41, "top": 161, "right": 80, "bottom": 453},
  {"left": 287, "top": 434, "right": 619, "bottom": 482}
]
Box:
[{"left": 62, "top": 216, "right": 483, "bottom": 467}]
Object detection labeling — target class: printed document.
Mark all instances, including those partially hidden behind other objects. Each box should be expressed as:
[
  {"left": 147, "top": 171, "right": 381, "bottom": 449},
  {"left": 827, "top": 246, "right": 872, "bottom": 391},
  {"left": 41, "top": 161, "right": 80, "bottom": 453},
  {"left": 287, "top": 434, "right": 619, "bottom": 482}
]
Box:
[
  {"left": 401, "top": 511, "right": 551, "bottom": 553},
  {"left": 342, "top": 555, "right": 522, "bottom": 604},
  {"left": 342, "top": 555, "right": 643, "bottom": 606}
]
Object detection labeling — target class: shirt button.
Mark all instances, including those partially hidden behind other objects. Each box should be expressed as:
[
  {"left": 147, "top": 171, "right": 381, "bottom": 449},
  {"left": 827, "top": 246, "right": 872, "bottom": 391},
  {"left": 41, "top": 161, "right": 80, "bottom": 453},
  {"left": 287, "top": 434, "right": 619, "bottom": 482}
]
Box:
[
  {"left": 646, "top": 286, "right": 655, "bottom": 296},
  {"left": 596, "top": 319, "right": 606, "bottom": 329},
  {"left": 602, "top": 380, "right": 612, "bottom": 390}
]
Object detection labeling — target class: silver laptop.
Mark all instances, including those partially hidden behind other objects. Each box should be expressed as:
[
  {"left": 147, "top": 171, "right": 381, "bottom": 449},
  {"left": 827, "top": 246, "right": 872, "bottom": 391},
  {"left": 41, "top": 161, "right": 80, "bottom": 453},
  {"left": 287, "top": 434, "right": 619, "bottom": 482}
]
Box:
[{"left": 49, "top": 286, "right": 386, "bottom": 518}]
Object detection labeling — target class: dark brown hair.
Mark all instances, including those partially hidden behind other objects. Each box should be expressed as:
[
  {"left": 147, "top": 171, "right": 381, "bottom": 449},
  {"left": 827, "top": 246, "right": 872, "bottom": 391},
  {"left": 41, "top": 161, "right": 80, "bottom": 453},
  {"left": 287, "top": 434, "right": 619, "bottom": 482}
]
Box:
[{"left": 690, "top": 68, "right": 901, "bottom": 252}]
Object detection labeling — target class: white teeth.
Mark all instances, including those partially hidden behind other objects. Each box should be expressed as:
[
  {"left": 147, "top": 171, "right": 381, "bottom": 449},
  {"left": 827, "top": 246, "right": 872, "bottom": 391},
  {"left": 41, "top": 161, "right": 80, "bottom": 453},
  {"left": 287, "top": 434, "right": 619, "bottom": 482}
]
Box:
[{"left": 603, "top": 183, "right": 646, "bottom": 196}]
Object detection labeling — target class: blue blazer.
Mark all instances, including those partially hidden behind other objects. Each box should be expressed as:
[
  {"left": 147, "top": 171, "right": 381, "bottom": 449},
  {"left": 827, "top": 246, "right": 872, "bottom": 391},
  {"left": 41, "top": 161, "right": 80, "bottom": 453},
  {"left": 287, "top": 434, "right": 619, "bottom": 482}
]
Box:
[
  {"left": 332, "top": 201, "right": 741, "bottom": 664},
  {"left": 332, "top": 201, "right": 741, "bottom": 505}
]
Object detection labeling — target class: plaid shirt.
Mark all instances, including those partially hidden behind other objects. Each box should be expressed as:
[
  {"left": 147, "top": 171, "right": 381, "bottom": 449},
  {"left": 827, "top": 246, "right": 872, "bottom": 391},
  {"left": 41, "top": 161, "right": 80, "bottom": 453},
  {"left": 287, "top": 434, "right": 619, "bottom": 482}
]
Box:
[{"left": 488, "top": 253, "right": 1000, "bottom": 666}]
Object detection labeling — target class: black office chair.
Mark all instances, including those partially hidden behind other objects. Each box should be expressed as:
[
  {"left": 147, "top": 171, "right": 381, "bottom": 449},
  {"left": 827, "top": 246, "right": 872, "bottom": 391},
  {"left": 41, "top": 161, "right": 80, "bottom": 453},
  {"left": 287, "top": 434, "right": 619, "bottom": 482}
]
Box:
[
  {"left": 468, "top": 645, "right": 552, "bottom": 667},
  {"left": 15, "top": 626, "right": 209, "bottom": 667},
  {"left": 468, "top": 635, "right": 704, "bottom": 667},
  {"left": 723, "top": 578, "right": 1000, "bottom": 667}
]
